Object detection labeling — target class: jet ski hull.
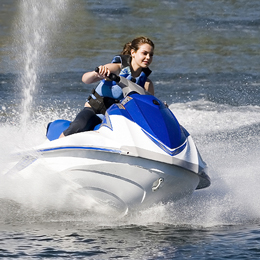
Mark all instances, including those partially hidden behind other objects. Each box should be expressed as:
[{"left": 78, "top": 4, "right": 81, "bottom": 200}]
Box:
[{"left": 16, "top": 147, "right": 200, "bottom": 214}]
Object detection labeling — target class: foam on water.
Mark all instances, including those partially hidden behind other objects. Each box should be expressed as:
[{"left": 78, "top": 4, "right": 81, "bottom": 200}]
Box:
[{"left": 169, "top": 100, "right": 260, "bottom": 135}]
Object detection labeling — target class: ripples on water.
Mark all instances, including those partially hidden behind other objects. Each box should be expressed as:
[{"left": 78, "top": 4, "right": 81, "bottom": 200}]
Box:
[{"left": 1, "top": 217, "right": 260, "bottom": 259}]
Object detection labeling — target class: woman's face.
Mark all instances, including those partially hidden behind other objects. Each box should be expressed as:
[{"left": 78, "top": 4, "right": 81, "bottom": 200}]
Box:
[{"left": 131, "top": 43, "right": 154, "bottom": 68}]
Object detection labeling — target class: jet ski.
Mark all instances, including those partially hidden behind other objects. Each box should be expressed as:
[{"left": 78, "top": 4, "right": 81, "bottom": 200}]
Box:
[{"left": 6, "top": 70, "right": 210, "bottom": 215}]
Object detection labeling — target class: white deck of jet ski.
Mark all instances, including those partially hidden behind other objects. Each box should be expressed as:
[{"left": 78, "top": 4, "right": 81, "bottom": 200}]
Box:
[{"left": 36, "top": 113, "right": 204, "bottom": 172}]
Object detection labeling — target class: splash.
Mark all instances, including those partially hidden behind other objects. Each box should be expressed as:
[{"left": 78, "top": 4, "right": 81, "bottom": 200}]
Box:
[{"left": 15, "top": 0, "right": 69, "bottom": 129}]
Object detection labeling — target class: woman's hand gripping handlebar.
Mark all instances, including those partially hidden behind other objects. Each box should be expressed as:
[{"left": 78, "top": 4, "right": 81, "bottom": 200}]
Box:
[
  {"left": 95, "top": 67, "right": 120, "bottom": 83},
  {"left": 94, "top": 67, "right": 148, "bottom": 97}
]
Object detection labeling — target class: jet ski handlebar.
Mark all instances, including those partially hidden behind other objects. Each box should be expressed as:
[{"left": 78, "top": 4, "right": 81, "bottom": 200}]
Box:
[
  {"left": 95, "top": 67, "right": 120, "bottom": 83},
  {"left": 94, "top": 67, "right": 148, "bottom": 97}
]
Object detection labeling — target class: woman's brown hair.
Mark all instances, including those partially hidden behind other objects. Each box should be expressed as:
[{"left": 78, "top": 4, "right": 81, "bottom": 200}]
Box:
[{"left": 121, "top": 36, "right": 154, "bottom": 55}]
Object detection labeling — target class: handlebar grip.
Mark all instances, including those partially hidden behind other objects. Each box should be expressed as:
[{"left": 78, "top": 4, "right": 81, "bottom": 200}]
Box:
[{"left": 94, "top": 67, "right": 120, "bottom": 83}]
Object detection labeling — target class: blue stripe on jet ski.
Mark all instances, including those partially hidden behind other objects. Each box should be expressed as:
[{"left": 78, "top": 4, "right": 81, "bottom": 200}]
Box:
[
  {"left": 38, "top": 146, "right": 121, "bottom": 154},
  {"left": 141, "top": 129, "right": 187, "bottom": 156}
]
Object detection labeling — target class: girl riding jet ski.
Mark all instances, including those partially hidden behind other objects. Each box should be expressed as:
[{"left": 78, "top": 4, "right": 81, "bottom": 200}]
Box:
[{"left": 60, "top": 36, "right": 155, "bottom": 138}]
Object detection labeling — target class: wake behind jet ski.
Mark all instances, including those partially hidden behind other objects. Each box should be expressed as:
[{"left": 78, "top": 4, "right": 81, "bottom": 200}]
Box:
[{"left": 6, "top": 70, "right": 210, "bottom": 215}]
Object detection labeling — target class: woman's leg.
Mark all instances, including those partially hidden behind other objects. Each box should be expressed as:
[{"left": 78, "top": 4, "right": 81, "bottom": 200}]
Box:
[{"left": 62, "top": 107, "right": 101, "bottom": 137}]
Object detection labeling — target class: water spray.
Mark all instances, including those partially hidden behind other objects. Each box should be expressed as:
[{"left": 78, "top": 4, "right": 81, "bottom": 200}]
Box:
[{"left": 16, "top": 0, "right": 69, "bottom": 129}]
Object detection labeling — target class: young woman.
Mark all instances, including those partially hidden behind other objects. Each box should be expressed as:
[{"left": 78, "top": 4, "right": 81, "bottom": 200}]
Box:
[{"left": 60, "top": 36, "right": 154, "bottom": 138}]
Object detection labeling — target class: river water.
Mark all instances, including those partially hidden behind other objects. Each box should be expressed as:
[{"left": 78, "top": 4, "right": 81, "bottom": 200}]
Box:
[{"left": 1, "top": 0, "right": 260, "bottom": 259}]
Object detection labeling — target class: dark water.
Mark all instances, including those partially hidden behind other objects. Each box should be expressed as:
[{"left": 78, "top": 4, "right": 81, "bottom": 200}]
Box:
[
  {"left": 1, "top": 221, "right": 260, "bottom": 259},
  {"left": 1, "top": 0, "right": 260, "bottom": 259}
]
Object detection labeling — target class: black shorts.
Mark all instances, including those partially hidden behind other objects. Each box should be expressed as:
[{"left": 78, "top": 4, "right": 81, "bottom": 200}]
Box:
[{"left": 63, "top": 107, "right": 102, "bottom": 136}]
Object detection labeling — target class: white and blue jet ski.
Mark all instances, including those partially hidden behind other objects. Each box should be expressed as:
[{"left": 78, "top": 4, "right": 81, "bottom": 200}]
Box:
[{"left": 7, "top": 71, "right": 210, "bottom": 214}]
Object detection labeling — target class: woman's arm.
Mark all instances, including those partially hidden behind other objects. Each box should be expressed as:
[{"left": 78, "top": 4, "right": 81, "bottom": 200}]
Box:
[
  {"left": 144, "top": 78, "right": 154, "bottom": 95},
  {"left": 82, "top": 63, "right": 121, "bottom": 84}
]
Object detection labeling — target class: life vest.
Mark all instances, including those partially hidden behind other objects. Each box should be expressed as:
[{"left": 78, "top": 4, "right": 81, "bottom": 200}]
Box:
[
  {"left": 88, "top": 55, "right": 152, "bottom": 115},
  {"left": 94, "top": 55, "right": 152, "bottom": 100}
]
